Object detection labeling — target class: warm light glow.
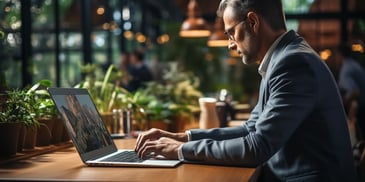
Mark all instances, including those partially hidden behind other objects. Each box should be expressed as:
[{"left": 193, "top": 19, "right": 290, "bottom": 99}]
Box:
[
  {"left": 97, "top": 7, "right": 105, "bottom": 15},
  {"left": 136, "top": 32, "right": 147, "bottom": 43},
  {"left": 227, "top": 58, "right": 237, "bottom": 65},
  {"left": 352, "top": 43, "right": 364, "bottom": 53},
  {"left": 207, "top": 17, "right": 227, "bottom": 47},
  {"left": 319, "top": 49, "right": 332, "bottom": 61},
  {"left": 5, "top": 6, "right": 11, "bottom": 12},
  {"left": 157, "top": 34, "right": 170, "bottom": 44},
  {"left": 229, "top": 50, "right": 240, "bottom": 57},
  {"left": 124, "top": 31, "right": 134, "bottom": 40},
  {"left": 110, "top": 22, "right": 118, "bottom": 31},
  {"left": 102, "top": 23, "right": 110, "bottom": 30},
  {"left": 179, "top": 30, "right": 211, "bottom": 38},
  {"left": 207, "top": 40, "right": 228, "bottom": 47}
]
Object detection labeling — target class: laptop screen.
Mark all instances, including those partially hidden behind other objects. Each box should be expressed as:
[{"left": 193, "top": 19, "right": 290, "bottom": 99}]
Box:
[{"left": 48, "top": 88, "right": 117, "bottom": 160}]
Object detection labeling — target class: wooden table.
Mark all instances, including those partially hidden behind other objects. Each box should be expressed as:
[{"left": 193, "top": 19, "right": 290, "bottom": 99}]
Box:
[{"left": 0, "top": 138, "right": 257, "bottom": 182}]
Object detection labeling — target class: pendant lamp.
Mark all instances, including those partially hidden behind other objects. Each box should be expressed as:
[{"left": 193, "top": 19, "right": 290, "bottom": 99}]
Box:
[
  {"left": 207, "top": 17, "right": 228, "bottom": 47},
  {"left": 179, "top": 0, "right": 211, "bottom": 38}
]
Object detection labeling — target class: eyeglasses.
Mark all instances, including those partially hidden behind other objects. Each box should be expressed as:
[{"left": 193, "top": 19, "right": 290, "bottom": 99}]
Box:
[{"left": 224, "top": 17, "right": 247, "bottom": 41}]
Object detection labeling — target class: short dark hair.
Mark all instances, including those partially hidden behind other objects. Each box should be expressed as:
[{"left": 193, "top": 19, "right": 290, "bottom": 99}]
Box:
[
  {"left": 217, "top": 0, "right": 286, "bottom": 31},
  {"left": 131, "top": 50, "right": 145, "bottom": 61}
]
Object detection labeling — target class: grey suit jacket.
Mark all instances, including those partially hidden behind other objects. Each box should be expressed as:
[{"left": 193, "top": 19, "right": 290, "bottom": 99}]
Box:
[{"left": 182, "top": 30, "right": 357, "bottom": 181}]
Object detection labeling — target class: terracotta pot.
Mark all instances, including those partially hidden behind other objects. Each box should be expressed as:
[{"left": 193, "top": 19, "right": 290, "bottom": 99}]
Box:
[
  {"left": 147, "top": 120, "right": 169, "bottom": 131},
  {"left": 36, "top": 118, "right": 55, "bottom": 146},
  {"left": 169, "top": 115, "right": 191, "bottom": 133},
  {"left": 24, "top": 125, "right": 38, "bottom": 149},
  {"left": 51, "top": 118, "right": 64, "bottom": 144},
  {"left": 0, "top": 122, "right": 22, "bottom": 156}
]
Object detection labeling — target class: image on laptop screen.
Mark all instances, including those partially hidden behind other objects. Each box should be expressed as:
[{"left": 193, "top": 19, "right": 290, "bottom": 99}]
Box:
[{"left": 52, "top": 94, "right": 114, "bottom": 154}]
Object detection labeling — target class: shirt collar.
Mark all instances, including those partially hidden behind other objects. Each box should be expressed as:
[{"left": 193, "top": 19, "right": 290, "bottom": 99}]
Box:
[{"left": 258, "top": 32, "right": 287, "bottom": 78}]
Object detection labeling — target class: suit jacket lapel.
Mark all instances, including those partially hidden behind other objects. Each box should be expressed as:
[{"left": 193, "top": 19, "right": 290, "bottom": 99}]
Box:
[{"left": 258, "top": 30, "right": 298, "bottom": 111}]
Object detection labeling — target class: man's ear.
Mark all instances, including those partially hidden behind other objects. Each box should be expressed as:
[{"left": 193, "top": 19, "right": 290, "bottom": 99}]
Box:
[{"left": 246, "top": 11, "right": 259, "bottom": 33}]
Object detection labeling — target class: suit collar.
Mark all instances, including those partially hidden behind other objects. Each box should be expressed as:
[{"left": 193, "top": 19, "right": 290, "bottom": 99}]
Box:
[{"left": 258, "top": 31, "right": 291, "bottom": 78}]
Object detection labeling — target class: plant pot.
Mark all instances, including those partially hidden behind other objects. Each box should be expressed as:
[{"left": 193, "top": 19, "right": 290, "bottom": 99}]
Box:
[
  {"left": 51, "top": 118, "right": 64, "bottom": 144},
  {"left": 24, "top": 125, "right": 38, "bottom": 149},
  {"left": 169, "top": 115, "right": 190, "bottom": 133},
  {"left": 61, "top": 125, "right": 70, "bottom": 142},
  {"left": 0, "top": 93, "right": 7, "bottom": 111},
  {"left": 0, "top": 122, "right": 22, "bottom": 156},
  {"left": 17, "top": 123, "right": 26, "bottom": 152},
  {"left": 147, "top": 120, "right": 169, "bottom": 131},
  {"left": 36, "top": 118, "right": 55, "bottom": 146},
  {"left": 101, "top": 112, "right": 114, "bottom": 134}
]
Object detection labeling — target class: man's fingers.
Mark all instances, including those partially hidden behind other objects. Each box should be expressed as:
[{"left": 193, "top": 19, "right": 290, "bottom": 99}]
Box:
[
  {"left": 138, "top": 140, "right": 160, "bottom": 158},
  {"left": 134, "top": 128, "right": 159, "bottom": 151},
  {"left": 135, "top": 133, "right": 145, "bottom": 151}
]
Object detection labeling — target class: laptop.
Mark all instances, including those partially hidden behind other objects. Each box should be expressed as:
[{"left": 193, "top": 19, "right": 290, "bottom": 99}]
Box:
[{"left": 48, "top": 87, "right": 181, "bottom": 167}]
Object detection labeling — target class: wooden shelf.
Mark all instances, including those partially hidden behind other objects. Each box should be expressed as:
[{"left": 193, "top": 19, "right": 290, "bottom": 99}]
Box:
[{"left": 0, "top": 141, "right": 73, "bottom": 166}]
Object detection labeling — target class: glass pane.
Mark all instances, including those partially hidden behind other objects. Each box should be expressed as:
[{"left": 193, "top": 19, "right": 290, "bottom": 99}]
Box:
[
  {"left": 33, "top": 52, "right": 56, "bottom": 83},
  {"left": 283, "top": 0, "right": 314, "bottom": 13},
  {"left": 4, "top": 60, "right": 22, "bottom": 88},
  {"left": 297, "top": 19, "right": 341, "bottom": 50},
  {"left": 93, "top": 31, "right": 108, "bottom": 49},
  {"left": 286, "top": 19, "right": 300, "bottom": 32},
  {"left": 94, "top": 52, "right": 108, "bottom": 65},
  {"left": 283, "top": 0, "right": 360, "bottom": 13},
  {"left": 1, "top": 0, "right": 22, "bottom": 88},
  {"left": 32, "top": 0, "right": 54, "bottom": 28},
  {"left": 282, "top": 0, "right": 355, "bottom": 14},
  {"left": 60, "top": 52, "right": 82, "bottom": 87},
  {"left": 32, "top": 0, "right": 56, "bottom": 86},
  {"left": 60, "top": 33, "right": 82, "bottom": 49}
]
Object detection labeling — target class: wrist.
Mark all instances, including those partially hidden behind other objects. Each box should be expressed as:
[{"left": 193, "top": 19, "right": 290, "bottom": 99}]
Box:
[
  {"left": 177, "top": 144, "right": 185, "bottom": 161},
  {"left": 171, "top": 132, "right": 188, "bottom": 142}
]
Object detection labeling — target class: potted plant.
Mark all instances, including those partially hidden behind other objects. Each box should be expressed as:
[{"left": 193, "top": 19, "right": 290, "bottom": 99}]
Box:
[
  {"left": 139, "top": 63, "right": 202, "bottom": 132},
  {"left": 75, "top": 64, "right": 130, "bottom": 133},
  {"left": 27, "top": 79, "right": 63, "bottom": 146},
  {"left": 0, "top": 89, "right": 39, "bottom": 156},
  {"left": 118, "top": 90, "right": 153, "bottom": 131}
]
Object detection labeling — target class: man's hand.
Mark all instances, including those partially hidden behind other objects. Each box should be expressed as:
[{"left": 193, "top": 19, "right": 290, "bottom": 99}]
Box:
[
  {"left": 134, "top": 128, "right": 188, "bottom": 159},
  {"left": 136, "top": 137, "right": 184, "bottom": 159}
]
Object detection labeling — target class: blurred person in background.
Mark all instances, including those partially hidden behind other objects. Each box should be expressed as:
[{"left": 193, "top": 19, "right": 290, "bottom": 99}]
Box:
[
  {"left": 122, "top": 50, "right": 153, "bottom": 92},
  {"left": 337, "top": 44, "right": 365, "bottom": 141}
]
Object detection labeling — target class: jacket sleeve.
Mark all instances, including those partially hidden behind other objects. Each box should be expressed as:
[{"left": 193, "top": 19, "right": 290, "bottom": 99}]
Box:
[{"left": 188, "top": 96, "right": 261, "bottom": 141}]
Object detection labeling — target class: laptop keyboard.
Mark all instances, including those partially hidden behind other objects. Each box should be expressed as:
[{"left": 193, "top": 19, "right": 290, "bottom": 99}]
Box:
[{"left": 100, "top": 151, "right": 143, "bottom": 163}]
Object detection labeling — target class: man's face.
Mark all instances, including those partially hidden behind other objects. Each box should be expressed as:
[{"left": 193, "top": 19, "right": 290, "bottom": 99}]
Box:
[
  {"left": 129, "top": 54, "right": 138, "bottom": 65},
  {"left": 223, "top": 6, "right": 260, "bottom": 65}
]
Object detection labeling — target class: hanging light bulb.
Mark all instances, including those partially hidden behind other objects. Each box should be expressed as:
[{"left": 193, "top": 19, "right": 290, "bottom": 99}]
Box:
[
  {"left": 207, "top": 17, "right": 228, "bottom": 47},
  {"left": 179, "top": 0, "right": 211, "bottom": 38}
]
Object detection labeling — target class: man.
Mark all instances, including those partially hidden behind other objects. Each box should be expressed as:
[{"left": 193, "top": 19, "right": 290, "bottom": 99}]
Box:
[
  {"left": 124, "top": 50, "right": 153, "bottom": 92},
  {"left": 135, "top": 0, "right": 357, "bottom": 181}
]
